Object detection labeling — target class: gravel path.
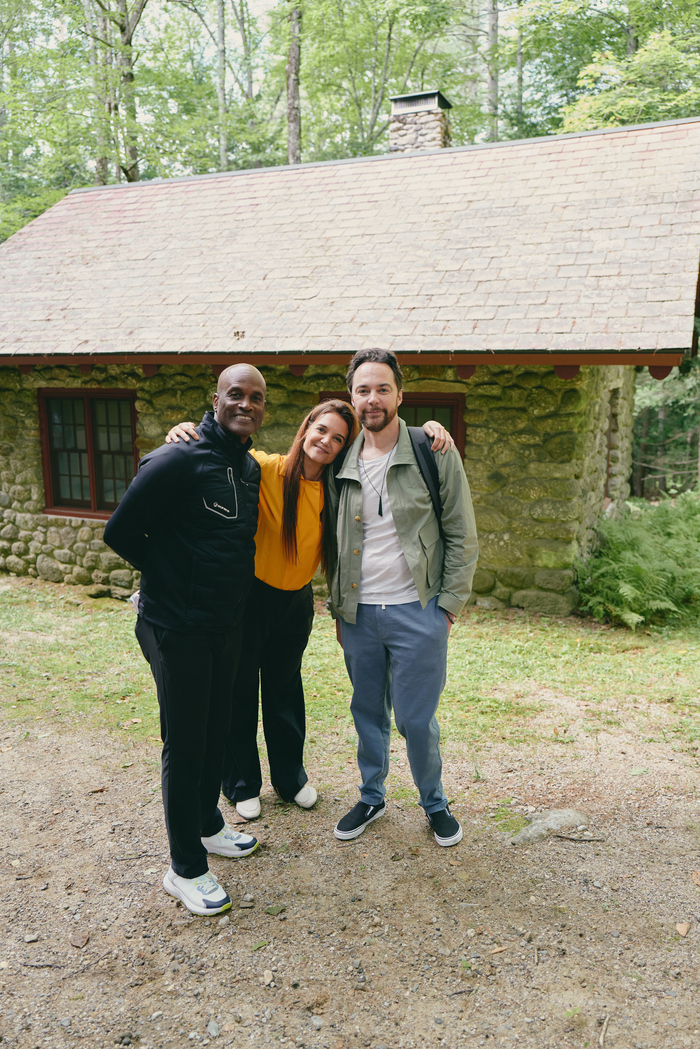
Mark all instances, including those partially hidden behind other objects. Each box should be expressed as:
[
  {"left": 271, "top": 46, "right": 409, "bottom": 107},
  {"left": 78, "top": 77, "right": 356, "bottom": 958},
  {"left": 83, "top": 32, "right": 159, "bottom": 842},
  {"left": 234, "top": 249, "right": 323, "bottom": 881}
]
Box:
[{"left": 2, "top": 681, "right": 700, "bottom": 1049}]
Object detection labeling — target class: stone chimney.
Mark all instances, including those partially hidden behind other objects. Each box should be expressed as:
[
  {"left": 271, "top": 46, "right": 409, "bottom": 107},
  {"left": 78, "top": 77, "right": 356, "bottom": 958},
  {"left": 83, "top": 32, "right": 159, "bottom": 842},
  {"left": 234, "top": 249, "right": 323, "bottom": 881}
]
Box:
[{"left": 389, "top": 90, "right": 452, "bottom": 153}]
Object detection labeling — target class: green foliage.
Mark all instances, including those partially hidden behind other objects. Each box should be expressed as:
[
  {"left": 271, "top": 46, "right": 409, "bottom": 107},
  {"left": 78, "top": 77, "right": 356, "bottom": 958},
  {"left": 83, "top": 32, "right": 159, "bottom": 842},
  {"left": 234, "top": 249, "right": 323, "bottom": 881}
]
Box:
[
  {"left": 577, "top": 493, "right": 700, "bottom": 629},
  {"left": 269, "top": 0, "right": 455, "bottom": 160},
  {"left": 506, "top": 0, "right": 700, "bottom": 137},
  {"left": 632, "top": 358, "right": 700, "bottom": 499},
  {"left": 563, "top": 29, "right": 700, "bottom": 129},
  {"left": 0, "top": 188, "right": 68, "bottom": 241},
  {"left": 1, "top": 0, "right": 700, "bottom": 235}
]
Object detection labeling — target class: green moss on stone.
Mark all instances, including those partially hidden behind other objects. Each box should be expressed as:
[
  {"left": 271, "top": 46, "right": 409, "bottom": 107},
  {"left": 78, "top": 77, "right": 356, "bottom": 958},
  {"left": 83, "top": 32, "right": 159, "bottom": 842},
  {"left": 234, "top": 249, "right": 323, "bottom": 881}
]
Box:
[
  {"left": 535, "top": 569, "right": 575, "bottom": 592},
  {"left": 530, "top": 498, "right": 582, "bottom": 523},
  {"left": 526, "top": 540, "right": 579, "bottom": 569},
  {"left": 543, "top": 433, "right": 585, "bottom": 461},
  {"left": 496, "top": 567, "right": 534, "bottom": 589},
  {"left": 526, "top": 388, "right": 560, "bottom": 416},
  {"left": 510, "top": 588, "right": 577, "bottom": 615},
  {"left": 474, "top": 507, "right": 509, "bottom": 531},
  {"left": 472, "top": 568, "right": 495, "bottom": 593}
]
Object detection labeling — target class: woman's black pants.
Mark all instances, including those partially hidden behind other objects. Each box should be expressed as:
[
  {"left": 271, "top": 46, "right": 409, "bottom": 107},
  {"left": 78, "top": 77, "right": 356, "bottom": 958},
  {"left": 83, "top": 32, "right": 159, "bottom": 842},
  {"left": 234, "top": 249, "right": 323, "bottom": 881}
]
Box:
[{"left": 221, "top": 578, "right": 315, "bottom": 804}]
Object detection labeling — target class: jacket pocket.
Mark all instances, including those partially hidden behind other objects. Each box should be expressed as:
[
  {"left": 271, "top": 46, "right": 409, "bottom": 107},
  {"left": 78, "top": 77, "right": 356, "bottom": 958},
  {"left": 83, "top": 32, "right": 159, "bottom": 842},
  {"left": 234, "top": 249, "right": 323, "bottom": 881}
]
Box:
[{"left": 202, "top": 467, "right": 239, "bottom": 520}]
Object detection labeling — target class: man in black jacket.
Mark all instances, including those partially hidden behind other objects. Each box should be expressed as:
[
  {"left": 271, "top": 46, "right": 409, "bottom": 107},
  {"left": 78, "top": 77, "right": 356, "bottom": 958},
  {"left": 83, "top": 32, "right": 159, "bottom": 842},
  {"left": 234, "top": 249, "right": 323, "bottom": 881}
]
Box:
[{"left": 105, "top": 365, "right": 266, "bottom": 916}]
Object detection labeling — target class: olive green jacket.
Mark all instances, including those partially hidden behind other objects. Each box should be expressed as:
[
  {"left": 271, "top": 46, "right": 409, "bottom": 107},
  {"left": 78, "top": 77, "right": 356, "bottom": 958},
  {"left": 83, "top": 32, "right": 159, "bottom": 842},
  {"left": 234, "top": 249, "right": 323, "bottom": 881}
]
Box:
[{"left": 328, "top": 419, "right": 478, "bottom": 625}]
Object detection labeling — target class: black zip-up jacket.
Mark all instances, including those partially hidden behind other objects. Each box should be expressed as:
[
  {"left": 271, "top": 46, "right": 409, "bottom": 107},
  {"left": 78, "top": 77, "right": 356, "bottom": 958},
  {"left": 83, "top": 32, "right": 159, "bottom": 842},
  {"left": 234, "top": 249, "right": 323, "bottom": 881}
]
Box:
[{"left": 104, "top": 411, "right": 260, "bottom": 631}]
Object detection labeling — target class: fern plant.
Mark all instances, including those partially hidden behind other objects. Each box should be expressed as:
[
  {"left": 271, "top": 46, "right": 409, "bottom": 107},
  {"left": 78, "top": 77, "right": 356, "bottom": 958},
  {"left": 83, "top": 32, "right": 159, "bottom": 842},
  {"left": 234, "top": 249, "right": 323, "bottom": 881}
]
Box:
[{"left": 577, "top": 492, "right": 700, "bottom": 629}]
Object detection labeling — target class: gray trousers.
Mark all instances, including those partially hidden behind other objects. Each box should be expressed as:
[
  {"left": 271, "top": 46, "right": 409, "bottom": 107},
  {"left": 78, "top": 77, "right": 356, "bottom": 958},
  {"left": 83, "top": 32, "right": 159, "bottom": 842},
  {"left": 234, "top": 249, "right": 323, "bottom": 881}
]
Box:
[{"left": 339, "top": 597, "right": 449, "bottom": 814}]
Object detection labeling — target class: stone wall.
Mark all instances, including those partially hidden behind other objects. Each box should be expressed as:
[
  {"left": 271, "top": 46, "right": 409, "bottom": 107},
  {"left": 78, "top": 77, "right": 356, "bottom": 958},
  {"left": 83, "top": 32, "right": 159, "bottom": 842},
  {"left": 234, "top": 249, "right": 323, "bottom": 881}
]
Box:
[
  {"left": 457, "top": 364, "right": 635, "bottom": 614},
  {"left": 0, "top": 361, "right": 634, "bottom": 609}
]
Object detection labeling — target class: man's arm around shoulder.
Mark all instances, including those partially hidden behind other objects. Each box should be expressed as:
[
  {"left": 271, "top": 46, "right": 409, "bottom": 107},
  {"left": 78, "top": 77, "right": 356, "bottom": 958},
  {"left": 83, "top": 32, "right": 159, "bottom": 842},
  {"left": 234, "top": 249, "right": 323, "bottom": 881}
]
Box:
[{"left": 436, "top": 446, "right": 478, "bottom": 618}]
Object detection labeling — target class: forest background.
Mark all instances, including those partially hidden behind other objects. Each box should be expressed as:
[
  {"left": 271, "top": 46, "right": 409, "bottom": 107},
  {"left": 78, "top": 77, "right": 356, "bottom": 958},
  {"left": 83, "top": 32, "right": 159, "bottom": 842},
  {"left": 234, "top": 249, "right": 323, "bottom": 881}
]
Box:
[{"left": 1, "top": 0, "right": 699, "bottom": 495}]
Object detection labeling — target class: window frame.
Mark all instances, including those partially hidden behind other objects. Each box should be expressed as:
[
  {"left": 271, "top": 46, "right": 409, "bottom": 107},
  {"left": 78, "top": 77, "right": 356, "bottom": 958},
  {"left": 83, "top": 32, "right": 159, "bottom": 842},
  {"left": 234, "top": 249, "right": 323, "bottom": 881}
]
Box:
[
  {"left": 319, "top": 390, "right": 466, "bottom": 456},
  {"left": 37, "top": 388, "right": 139, "bottom": 520}
]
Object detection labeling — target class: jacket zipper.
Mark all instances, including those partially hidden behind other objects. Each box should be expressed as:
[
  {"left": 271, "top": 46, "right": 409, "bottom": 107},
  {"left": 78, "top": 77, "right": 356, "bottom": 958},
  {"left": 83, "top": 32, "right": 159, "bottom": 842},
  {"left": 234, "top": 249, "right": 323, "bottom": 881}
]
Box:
[{"left": 227, "top": 467, "right": 239, "bottom": 518}]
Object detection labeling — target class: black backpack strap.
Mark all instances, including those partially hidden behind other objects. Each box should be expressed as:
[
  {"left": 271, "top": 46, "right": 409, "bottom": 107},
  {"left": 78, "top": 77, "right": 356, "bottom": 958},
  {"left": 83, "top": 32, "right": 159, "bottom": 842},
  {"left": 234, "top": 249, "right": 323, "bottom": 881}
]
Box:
[{"left": 407, "top": 427, "right": 443, "bottom": 538}]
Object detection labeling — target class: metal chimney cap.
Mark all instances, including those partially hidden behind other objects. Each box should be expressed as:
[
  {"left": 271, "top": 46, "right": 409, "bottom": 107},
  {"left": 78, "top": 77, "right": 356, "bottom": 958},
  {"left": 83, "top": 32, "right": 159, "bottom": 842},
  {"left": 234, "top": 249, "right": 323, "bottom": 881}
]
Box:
[{"left": 389, "top": 90, "right": 452, "bottom": 116}]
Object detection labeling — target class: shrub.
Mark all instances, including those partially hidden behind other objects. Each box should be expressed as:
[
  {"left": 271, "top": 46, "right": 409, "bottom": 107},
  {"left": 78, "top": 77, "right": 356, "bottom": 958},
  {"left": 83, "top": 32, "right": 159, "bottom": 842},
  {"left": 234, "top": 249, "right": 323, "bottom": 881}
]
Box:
[{"left": 577, "top": 492, "right": 700, "bottom": 629}]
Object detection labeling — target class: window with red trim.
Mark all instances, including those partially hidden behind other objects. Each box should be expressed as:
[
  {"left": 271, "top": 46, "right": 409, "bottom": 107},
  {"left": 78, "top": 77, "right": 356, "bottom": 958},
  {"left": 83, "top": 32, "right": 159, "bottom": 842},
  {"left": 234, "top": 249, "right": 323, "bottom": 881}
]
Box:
[
  {"left": 319, "top": 391, "right": 466, "bottom": 455},
  {"left": 38, "top": 389, "right": 138, "bottom": 517}
]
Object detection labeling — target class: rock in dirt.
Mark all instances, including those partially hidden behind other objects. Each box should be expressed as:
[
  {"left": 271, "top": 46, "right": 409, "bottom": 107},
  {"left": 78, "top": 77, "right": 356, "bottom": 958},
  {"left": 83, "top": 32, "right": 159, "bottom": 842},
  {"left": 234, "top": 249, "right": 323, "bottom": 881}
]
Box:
[
  {"left": 86, "top": 584, "right": 110, "bottom": 598},
  {"left": 510, "top": 808, "right": 589, "bottom": 844},
  {"left": 207, "top": 1021, "right": 220, "bottom": 1037}
]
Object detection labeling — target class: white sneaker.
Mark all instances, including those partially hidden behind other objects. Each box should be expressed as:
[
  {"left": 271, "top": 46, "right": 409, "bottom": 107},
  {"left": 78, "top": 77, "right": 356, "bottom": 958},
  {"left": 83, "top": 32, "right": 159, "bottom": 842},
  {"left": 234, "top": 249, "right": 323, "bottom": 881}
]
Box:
[
  {"left": 162, "top": 867, "right": 231, "bottom": 916},
  {"left": 202, "top": 823, "right": 259, "bottom": 858},
  {"left": 235, "top": 797, "right": 261, "bottom": 820},
  {"left": 294, "top": 784, "right": 318, "bottom": 809}
]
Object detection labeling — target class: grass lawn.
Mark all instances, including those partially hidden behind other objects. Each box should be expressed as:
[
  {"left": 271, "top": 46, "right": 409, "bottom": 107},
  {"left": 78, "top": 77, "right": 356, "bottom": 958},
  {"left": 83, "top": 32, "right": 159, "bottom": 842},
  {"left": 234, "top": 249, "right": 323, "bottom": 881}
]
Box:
[{"left": 2, "top": 575, "right": 699, "bottom": 753}]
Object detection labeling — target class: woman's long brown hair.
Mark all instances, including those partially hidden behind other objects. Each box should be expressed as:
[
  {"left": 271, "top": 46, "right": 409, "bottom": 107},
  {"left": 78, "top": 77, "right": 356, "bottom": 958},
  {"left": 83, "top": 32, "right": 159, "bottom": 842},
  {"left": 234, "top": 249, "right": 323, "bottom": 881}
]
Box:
[{"left": 282, "top": 400, "right": 358, "bottom": 575}]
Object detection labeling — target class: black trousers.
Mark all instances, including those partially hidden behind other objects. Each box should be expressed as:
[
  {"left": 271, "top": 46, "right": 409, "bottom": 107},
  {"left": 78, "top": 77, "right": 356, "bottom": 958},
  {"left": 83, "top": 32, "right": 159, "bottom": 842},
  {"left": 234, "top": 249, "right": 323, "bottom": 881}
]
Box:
[
  {"left": 221, "top": 578, "right": 314, "bottom": 804},
  {"left": 136, "top": 615, "right": 244, "bottom": 879}
]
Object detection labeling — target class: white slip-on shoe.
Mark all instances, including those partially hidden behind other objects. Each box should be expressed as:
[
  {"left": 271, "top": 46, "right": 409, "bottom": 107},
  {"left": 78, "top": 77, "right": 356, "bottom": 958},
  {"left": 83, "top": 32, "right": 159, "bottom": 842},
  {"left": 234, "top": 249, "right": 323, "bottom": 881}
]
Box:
[
  {"left": 162, "top": 867, "right": 231, "bottom": 916},
  {"left": 201, "top": 823, "right": 259, "bottom": 858},
  {"left": 293, "top": 784, "right": 318, "bottom": 809},
  {"left": 235, "top": 797, "right": 261, "bottom": 820}
]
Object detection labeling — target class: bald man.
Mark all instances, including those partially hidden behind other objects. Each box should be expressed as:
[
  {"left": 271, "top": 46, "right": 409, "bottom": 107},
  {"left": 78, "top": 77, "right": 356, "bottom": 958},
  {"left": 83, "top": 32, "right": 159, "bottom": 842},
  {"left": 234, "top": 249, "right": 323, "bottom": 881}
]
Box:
[{"left": 105, "top": 365, "right": 267, "bottom": 915}]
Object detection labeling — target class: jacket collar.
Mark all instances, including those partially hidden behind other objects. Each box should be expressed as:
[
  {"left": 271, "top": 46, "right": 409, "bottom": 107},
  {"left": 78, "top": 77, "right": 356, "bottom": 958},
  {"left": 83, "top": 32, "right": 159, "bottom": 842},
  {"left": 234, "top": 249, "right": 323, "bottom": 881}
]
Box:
[
  {"left": 337, "top": 417, "right": 413, "bottom": 482},
  {"left": 201, "top": 410, "right": 253, "bottom": 457}
]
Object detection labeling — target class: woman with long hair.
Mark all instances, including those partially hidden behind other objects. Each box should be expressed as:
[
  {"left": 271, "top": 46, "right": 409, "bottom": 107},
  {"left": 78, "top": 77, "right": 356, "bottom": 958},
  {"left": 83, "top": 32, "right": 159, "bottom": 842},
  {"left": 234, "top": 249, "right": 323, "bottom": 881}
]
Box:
[
  {"left": 220, "top": 400, "right": 357, "bottom": 817},
  {"left": 165, "top": 399, "right": 452, "bottom": 819}
]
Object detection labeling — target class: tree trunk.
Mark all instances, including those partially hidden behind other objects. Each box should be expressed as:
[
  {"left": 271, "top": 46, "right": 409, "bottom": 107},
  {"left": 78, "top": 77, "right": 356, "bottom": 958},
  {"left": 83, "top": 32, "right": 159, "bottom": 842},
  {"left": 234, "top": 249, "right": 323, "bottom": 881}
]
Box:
[
  {"left": 515, "top": 0, "right": 523, "bottom": 126},
  {"left": 231, "top": 0, "right": 254, "bottom": 100},
  {"left": 485, "top": 0, "right": 498, "bottom": 141},
  {"left": 633, "top": 408, "right": 649, "bottom": 497},
  {"left": 217, "top": 0, "right": 227, "bottom": 171},
  {"left": 626, "top": 20, "right": 638, "bottom": 56},
  {"left": 286, "top": 4, "right": 302, "bottom": 165},
  {"left": 115, "top": 0, "right": 149, "bottom": 183},
  {"left": 656, "top": 404, "right": 666, "bottom": 495},
  {"left": 83, "top": 0, "right": 112, "bottom": 185}
]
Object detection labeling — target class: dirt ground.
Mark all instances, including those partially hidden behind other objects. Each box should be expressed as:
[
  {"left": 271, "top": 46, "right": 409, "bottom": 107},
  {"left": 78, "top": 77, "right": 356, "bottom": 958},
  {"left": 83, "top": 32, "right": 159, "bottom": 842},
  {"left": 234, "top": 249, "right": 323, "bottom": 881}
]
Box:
[{"left": 2, "top": 624, "right": 700, "bottom": 1049}]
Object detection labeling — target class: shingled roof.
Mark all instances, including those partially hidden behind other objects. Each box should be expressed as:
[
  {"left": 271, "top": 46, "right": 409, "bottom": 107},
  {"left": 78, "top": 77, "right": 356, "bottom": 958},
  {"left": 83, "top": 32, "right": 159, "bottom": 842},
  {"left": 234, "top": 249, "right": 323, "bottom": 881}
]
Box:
[{"left": 1, "top": 117, "right": 699, "bottom": 366}]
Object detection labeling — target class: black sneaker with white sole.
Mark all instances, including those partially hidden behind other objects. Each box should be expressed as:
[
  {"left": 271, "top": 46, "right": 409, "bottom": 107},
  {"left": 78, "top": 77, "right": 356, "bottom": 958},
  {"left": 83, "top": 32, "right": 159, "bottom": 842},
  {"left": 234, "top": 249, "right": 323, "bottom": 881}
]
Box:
[
  {"left": 427, "top": 805, "right": 463, "bottom": 846},
  {"left": 334, "top": 801, "right": 386, "bottom": 840}
]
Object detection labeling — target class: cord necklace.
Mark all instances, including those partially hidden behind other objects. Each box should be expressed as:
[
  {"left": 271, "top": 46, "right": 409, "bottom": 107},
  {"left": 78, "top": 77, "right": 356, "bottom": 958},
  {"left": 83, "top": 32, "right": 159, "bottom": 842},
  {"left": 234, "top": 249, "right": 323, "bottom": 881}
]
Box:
[{"left": 359, "top": 442, "right": 397, "bottom": 517}]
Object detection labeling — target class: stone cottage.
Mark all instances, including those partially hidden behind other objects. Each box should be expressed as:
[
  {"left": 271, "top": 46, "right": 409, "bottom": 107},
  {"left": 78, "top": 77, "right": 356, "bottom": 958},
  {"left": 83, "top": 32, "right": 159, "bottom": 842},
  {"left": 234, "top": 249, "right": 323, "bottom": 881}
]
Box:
[{"left": 1, "top": 102, "right": 699, "bottom": 612}]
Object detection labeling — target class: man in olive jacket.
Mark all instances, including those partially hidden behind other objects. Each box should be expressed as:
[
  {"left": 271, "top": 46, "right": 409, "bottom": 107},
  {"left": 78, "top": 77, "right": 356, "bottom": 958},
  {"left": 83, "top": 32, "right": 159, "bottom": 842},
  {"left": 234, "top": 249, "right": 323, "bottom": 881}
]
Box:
[{"left": 330, "top": 349, "right": 478, "bottom": 847}]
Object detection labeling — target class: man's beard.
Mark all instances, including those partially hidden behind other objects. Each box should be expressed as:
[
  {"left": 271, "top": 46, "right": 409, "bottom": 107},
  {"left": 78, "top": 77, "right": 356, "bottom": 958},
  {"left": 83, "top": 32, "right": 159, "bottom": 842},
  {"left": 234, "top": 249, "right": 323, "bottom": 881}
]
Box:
[{"left": 360, "top": 403, "right": 398, "bottom": 432}]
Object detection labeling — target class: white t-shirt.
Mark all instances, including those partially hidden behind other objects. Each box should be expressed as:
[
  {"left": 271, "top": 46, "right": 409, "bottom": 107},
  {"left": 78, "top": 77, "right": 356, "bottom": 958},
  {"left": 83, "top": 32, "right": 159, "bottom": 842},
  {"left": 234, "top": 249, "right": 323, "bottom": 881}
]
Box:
[{"left": 357, "top": 447, "right": 420, "bottom": 606}]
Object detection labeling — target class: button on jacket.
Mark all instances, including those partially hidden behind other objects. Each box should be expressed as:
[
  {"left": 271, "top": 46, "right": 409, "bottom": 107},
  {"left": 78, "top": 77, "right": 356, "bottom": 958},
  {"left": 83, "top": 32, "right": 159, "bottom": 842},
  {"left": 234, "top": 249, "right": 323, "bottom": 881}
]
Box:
[
  {"left": 328, "top": 419, "right": 478, "bottom": 625},
  {"left": 105, "top": 411, "right": 260, "bottom": 631}
]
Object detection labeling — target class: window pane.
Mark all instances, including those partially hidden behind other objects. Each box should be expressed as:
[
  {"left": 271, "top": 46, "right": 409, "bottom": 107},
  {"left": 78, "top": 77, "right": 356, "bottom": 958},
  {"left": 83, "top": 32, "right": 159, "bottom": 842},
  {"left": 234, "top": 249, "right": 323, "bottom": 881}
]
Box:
[
  {"left": 398, "top": 404, "right": 453, "bottom": 430},
  {"left": 46, "top": 398, "right": 91, "bottom": 509},
  {"left": 92, "top": 399, "right": 135, "bottom": 511}
]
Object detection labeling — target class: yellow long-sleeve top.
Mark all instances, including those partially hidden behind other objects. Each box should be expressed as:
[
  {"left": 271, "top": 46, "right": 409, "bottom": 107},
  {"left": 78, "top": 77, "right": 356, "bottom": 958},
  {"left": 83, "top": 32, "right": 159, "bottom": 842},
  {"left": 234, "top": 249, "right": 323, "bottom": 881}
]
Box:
[{"left": 252, "top": 450, "right": 324, "bottom": 591}]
